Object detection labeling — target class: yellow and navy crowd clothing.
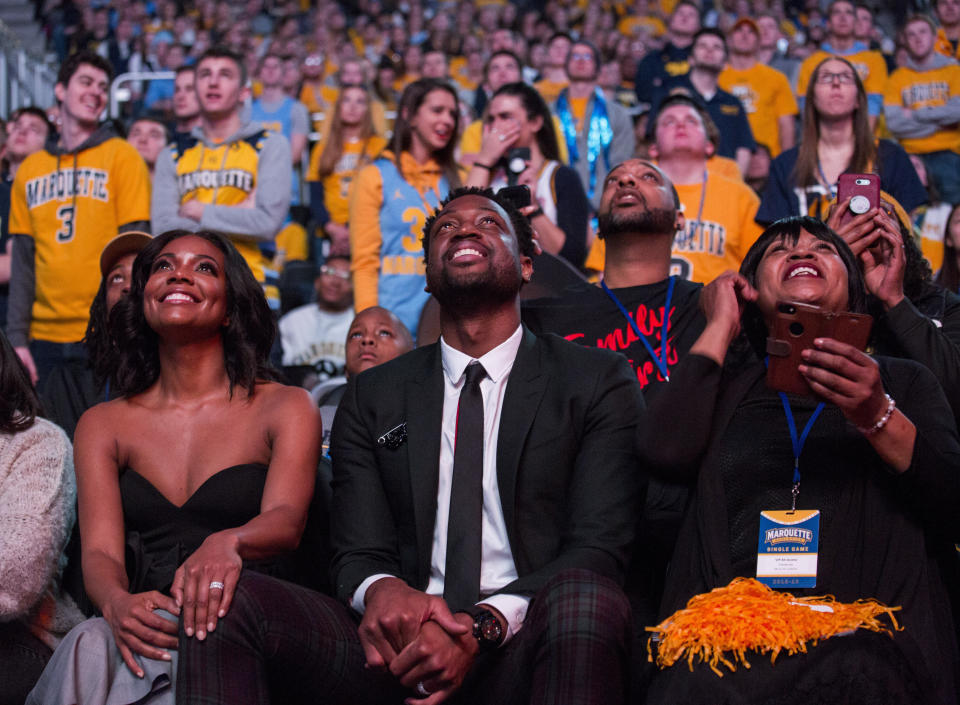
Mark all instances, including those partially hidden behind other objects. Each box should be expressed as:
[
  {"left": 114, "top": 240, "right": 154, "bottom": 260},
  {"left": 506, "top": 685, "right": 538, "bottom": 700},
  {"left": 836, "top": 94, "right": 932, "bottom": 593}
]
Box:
[
  {"left": 7, "top": 125, "right": 150, "bottom": 346},
  {"left": 884, "top": 53, "right": 960, "bottom": 155},
  {"left": 647, "top": 75, "right": 756, "bottom": 163},
  {"left": 151, "top": 122, "right": 291, "bottom": 285},
  {"left": 633, "top": 41, "right": 692, "bottom": 107},
  {"left": 584, "top": 168, "right": 763, "bottom": 283},
  {"left": 718, "top": 62, "right": 799, "bottom": 157},
  {"left": 348, "top": 150, "right": 452, "bottom": 335},
  {"left": 307, "top": 134, "right": 388, "bottom": 228},
  {"left": 796, "top": 43, "right": 888, "bottom": 117},
  {"left": 756, "top": 139, "right": 929, "bottom": 224}
]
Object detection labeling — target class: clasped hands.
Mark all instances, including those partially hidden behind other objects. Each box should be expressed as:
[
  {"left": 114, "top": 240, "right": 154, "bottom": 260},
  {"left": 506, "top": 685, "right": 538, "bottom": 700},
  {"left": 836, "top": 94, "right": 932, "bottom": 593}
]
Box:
[{"left": 360, "top": 578, "right": 492, "bottom": 705}]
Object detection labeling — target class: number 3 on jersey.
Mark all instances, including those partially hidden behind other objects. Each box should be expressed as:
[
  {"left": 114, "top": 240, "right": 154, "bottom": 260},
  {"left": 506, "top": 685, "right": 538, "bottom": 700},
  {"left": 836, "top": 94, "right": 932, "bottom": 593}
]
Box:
[{"left": 56, "top": 205, "right": 75, "bottom": 243}]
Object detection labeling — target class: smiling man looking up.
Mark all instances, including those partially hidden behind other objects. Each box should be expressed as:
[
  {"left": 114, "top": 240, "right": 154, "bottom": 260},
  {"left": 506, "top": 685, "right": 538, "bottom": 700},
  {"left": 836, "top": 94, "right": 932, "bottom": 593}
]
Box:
[
  {"left": 176, "top": 186, "right": 643, "bottom": 705},
  {"left": 8, "top": 51, "right": 151, "bottom": 386}
]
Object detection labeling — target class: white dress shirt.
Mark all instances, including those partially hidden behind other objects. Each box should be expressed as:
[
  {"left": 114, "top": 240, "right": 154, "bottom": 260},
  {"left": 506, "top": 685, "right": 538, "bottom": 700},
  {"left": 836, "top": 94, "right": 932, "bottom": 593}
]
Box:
[{"left": 352, "top": 326, "right": 529, "bottom": 640}]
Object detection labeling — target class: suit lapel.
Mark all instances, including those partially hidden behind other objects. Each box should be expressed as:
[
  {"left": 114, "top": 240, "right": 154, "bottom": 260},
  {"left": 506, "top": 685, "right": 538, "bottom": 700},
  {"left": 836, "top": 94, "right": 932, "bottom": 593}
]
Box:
[
  {"left": 496, "top": 328, "right": 547, "bottom": 534},
  {"left": 404, "top": 344, "right": 445, "bottom": 587}
]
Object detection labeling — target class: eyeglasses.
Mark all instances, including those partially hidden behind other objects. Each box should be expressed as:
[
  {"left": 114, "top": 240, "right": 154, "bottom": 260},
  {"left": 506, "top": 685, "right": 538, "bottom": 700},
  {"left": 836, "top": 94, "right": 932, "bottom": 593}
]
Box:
[
  {"left": 569, "top": 51, "right": 595, "bottom": 61},
  {"left": 816, "top": 71, "right": 856, "bottom": 85},
  {"left": 320, "top": 265, "right": 351, "bottom": 281}
]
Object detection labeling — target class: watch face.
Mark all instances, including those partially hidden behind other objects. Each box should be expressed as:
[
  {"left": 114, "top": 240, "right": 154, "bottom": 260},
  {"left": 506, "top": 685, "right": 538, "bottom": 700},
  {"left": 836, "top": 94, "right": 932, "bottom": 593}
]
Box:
[{"left": 480, "top": 616, "right": 502, "bottom": 641}]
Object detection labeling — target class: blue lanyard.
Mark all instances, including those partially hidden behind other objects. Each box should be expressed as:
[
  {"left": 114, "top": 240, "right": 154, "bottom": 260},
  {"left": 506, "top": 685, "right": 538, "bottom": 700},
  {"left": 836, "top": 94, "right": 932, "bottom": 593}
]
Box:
[
  {"left": 601, "top": 276, "right": 676, "bottom": 382},
  {"left": 779, "top": 392, "right": 825, "bottom": 511},
  {"left": 816, "top": 160, "right": 837, "bottom": 199}
]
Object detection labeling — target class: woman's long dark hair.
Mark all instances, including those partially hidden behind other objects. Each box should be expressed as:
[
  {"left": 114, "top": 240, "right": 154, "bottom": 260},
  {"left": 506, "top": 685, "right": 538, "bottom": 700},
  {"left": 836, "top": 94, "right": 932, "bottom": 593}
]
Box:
[
  {"left": 110, "top": 230, "right": 277, "bottom": 397},
  {"left": 390, "top": 78, "right": 462, "bottom": 189},
  {"left": 488, "top": 82, "right": 561, "bottom": 162},
  {"left": 737, "top": 216, "right": 868, "bottom": 358},
  {"left": 0, "top": 329, "right": 39, "bottom": 433},
  {"left": 792, "top": 56, "right": 876, "bottom": 189},
  {"left": 84, "top": 275, "right": 114, "bottom": 390}
]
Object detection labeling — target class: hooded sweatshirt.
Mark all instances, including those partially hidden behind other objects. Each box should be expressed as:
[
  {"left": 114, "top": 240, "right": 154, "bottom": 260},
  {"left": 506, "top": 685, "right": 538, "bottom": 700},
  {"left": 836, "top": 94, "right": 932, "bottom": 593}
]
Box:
[
  {"left": 7, "top": 124, "right": 151, "bottom": 346},
  {"left": 151, "top": 121, "right": 291, "bottom": 283},
  {"left": 884, "top": 51, "right": 960, "bottom": 153}
]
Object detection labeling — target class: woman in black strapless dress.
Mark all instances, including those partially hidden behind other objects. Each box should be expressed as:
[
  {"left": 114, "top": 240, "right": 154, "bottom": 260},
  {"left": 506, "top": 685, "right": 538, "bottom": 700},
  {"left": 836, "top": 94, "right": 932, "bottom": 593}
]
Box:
[{"left": 28, "top": 230, "right": 322, "bottom": 705}]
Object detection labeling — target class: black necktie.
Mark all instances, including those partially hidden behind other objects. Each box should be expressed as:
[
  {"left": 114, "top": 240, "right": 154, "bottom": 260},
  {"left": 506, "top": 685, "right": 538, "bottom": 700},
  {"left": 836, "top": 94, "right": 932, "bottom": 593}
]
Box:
[{"left": 443, "top": 361, "right": 486, "bottom": 611}]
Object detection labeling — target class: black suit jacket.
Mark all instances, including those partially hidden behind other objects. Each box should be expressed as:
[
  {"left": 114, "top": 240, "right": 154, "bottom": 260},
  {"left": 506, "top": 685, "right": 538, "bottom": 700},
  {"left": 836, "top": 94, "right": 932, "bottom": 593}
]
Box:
[{"left": 329, "top": 327, "right": 645, "bottom": 605}]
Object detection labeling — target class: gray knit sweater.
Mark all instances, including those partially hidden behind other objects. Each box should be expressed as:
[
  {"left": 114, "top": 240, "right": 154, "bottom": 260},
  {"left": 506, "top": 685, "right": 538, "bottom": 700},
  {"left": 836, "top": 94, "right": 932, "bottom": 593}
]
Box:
[{"left": 0, "top": 417, "right": 84, "bottom": 649}]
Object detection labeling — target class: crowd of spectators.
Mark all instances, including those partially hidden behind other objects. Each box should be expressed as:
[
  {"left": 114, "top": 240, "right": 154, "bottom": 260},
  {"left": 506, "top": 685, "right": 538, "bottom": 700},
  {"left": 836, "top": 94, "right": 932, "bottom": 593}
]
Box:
[{"left": 2, "top": 0, "right": 960, "bottom": 702}]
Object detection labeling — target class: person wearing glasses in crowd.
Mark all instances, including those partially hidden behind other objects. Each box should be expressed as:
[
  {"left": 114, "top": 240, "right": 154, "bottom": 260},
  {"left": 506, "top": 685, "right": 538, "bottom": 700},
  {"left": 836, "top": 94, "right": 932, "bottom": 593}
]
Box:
[
  {"left": 757, "top": 56, "right": 927, "bottom": 225},
  {"left": 278, "top": 254, "right": 354, "bottom": 390}
]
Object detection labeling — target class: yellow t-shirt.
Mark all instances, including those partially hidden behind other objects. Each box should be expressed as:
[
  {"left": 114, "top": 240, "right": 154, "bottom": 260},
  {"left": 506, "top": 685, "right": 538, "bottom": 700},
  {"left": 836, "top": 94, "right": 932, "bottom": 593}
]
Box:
[
  {"left": 584, "top": 172, "right": 762, "bottom": 283},
  {"left": 9, "top": 137, "right": 151, "bottom": 342},
  {"left": 719, "top": 63, "right": 798, "bottom": 157},
  {"left": 534, "top": 78, "right": 570, "bottom": 105},
  {"left": 884, "top": 64, "right": 960, "bottom": 154},
  {"left": 797, "top": 49, "right": 888, "bottom": 109},
  {"left": 307, "top": 134, "right": 388, "bottom": 225}
]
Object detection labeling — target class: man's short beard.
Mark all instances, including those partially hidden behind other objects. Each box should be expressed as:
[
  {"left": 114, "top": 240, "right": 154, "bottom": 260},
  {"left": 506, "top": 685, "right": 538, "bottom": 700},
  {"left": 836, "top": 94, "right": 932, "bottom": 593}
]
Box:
[
  {"left": 598, "top": 206, "right": 677, "bottom": 240},
  {"left": 426, "top": 261, "right": 522, "bottom": 314}
]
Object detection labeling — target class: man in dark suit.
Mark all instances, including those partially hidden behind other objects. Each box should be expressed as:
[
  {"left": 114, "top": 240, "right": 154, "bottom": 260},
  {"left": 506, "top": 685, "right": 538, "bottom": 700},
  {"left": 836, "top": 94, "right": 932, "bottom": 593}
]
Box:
[{"left": 176, "top": 187, "right": 643, "bottom": 705}]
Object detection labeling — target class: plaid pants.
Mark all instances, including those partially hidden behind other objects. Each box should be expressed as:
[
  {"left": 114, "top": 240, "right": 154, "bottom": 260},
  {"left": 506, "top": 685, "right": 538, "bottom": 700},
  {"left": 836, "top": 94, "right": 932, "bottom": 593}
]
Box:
[{"left": 176, "top": 569, "right": 631, "bottom": 705}]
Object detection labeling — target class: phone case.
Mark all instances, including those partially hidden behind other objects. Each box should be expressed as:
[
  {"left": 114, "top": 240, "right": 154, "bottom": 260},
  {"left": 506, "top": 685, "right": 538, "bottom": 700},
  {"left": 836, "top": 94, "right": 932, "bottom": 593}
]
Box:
[
  {"left": 766, "top": 302, "right": 873, "bottom": 396},
  {"left": 836, "top": 173, "right": 881, "bottom": 226}
]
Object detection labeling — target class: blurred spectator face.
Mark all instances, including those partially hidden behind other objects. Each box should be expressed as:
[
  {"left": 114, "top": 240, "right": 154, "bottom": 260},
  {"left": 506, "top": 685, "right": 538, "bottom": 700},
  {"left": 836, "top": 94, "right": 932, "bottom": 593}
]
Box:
[
  {"left": 403, "top": 45, "right": 423, "bottom": 74},
  {"left": 939, "top": 0, "right": 960, "bottom": 26},
  {"left": 408, "top": 88, "right": 457, "bottom": 153},
  {"left": 691, "top": 33, "right": 727, "bottom": 71},
  {"left": 529, "top": 43, "right": 547, "bottom": 72},
  {"left": 339, "top": 86, "right": 369, "bottom": 125},
  {"left": 491, "top": 29, "right": 515, "bottom": 52},
  {"left": 462, "top": 34, "right": 482, "bottom": 55},
  {"left": 547, "top": 35, "right": 572, "bottom": 67},
  {"left": 302, "top": 53, "right": 324, "bottom": 80},
  {"left": 115, "top": 18, "right": 134, "bottom": 42},
  {"left": 93, "top": 8, "right": 110, "bottom": 36},
  {"left": 340, "top": 59, "right": 364, "bottom": 86},
  {"left": 757, "top": 16, "right": 781, "bottom": 49},
  {"left": 478, "top": 7, "right": 499, "bottom": 33},
  {"left": 566, "top": 43, "right": 599, "bottom": 82},
  {"left": 812, "top": 58, "right": 858, "bottom": 119},
  {"left": 854, "top": 6, "right": 873, "bottom": 41},
  {"left": 345, "top": 306, "right": 413, "bottom": 376},
  {"left": 196, "top": 56, "right": 247, "bottom": 117},
  {"left": 105, "top": 253, "right": 137, "bottom": 311},
  {"left": 486, "top": 54, "right": 522, "bottom": 91},
  {"left": 730, "top": 24, "right": 760, "bottom": 55},
  {"left": 283, "top": 57, "right": 302, "bottom": 93},
  {"left": 166, "top": 44, "right": 186, "bottom": 70},
  {"left": 55, "top": 62, "right": 109, "bottom": 129},
  {"left": 315, "top": 257, "right": 353, "bottom": 311},
  {"left": 259, "top": 54, "right": 284, "bottom": 88},
  {"left": 192, "top": 30, "right": 211, "bottom": 56},
  {"left": 421, "top": 51, "right": 448, "bottom": 79},
  {"left": 599, "top": 60, "right": 621, "bottom": 92},
  {"left": 173, "top": 69, "right": 200, "bottom": 121},
  {"left": 6, "top": 111, "right": 50, "bottom": 162},
  {"left": 904, "top": 19, "right": 935, "bottom": 62},
  {"left": 826, "top": 1, "right": 855, "bottom": 40},
  {"left": 127, "top": 118, "right": 166, "bottom": 168},
  {"left": 485, "top": 94, "right": 541, "bottom": 148},
  {"left": 669, "top": 3, "right": 701, "bottom": 37},
  {"left": 653, "top": 103, "right": 712, "bottom": 159}
]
